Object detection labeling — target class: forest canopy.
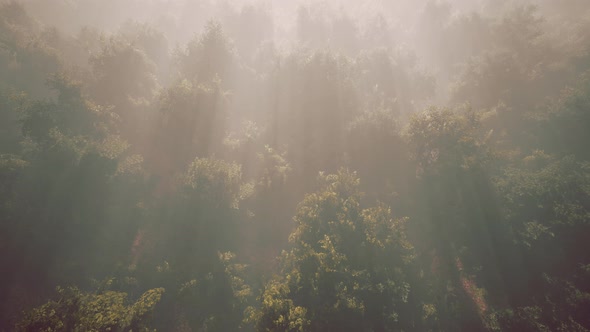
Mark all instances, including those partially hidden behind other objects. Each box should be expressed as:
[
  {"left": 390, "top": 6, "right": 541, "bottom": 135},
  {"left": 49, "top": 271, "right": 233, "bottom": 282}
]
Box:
[{"left": 1, "top": 0, "right": 590, "bottom": 331}]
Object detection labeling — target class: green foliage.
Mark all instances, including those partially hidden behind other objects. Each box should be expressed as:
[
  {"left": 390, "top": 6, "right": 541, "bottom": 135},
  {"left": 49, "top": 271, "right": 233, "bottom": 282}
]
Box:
[
  {"left": 256, "top": 145, "right": 292, "bottom": 191},
  {"left": 0, "top": 1, "right": 61, "bottom": 96},
  {"left": 0, "top": 89, "right": 25, "bottom": 153},
  {"left": 21, "top": 74, "right": 113, "bottom": 145},
  {"left": 183, "top": 157, "right": 243, "bottom": 209},
  {"left": 178, "top": 21, "right": 235, "bottom": 83},
  {"left": 17, "top": 287, "right": 164, "bottom": 332},
  {"left": 491, "top": 267, "right": 590, "bottom": 331},
  {"left": 345, "top": 108, "right": 410, "bottom": 204},
  {"left": 498, "top": 155, "right": 590, "bottom": 228},
  {"left": 90, "top": 35, "right": 158, "bottom": 106},
  {"left": 535, "top": 73, "right": 590, "bottom": 160},
  {"left": 157, "top": 78, "right": 229, "bottom": 164},
  {"left": 356, "top": 48, "right": 434, "bottom": 112},
  {"left": 494, "top": 153, "right": 590, "bottom": 307},
  {"left": 248, "top": 280, "right": 310, "bottom": 332},
  {"left": 117, "top": 21, "right": 169, "bottom": 69},
  {"left": 254, "top": 169, "right": 417, "bottom": 331},
  {"left": 407, "top": 107, "right": 488, "bottom": 175},
  {"left": 176, "top": 252, "right": 253, "bottom": 331},
  {"left": 271, "top": 50, "right": 357, "bottom": 187}
]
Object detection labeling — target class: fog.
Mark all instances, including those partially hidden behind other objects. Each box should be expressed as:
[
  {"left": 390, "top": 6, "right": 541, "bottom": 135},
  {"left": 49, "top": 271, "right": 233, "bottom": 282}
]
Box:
[{"left": 1, "top": 0, "right": 590, "bottom": 331}]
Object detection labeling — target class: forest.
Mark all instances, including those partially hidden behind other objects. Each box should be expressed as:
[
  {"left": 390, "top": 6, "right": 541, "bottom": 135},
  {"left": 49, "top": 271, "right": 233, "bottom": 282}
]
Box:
[{"left": 1, "top": 0, "right": 590, "bottom": 331}]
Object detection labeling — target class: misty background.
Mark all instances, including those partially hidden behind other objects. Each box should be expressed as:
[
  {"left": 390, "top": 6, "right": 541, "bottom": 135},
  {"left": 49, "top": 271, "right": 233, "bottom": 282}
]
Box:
[{"left": 1, "top": 0, "right": 590, "bottom": 331}]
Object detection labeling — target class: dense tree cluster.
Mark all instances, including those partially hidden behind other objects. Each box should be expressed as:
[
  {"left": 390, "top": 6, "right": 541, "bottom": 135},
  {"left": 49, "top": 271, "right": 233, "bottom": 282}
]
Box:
[{"left": 1, "top": 0, "right": 590, "bottom": 331}]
